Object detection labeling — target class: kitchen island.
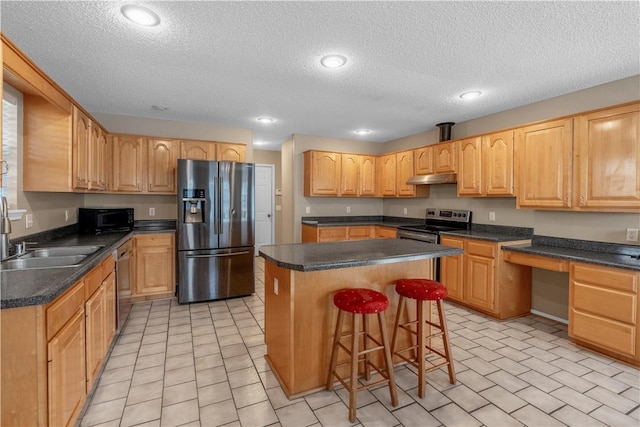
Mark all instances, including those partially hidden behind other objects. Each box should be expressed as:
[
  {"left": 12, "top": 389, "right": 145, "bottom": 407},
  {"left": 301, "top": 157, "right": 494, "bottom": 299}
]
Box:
[{"left": 258, "top": 239, "right": 462, "bottom": 398}]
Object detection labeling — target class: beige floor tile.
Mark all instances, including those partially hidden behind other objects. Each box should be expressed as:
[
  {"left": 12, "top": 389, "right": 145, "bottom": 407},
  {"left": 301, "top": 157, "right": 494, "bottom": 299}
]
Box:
[
  {"left": 196, "top": 365, "right": 229, "bottom": 388},
  {"left": 90, "top": 379, "right": 131, "bottom": 405},
  {"left": 275, "top": 401, "right": 318, "bottom": 427},
  {"left": 198, "top": 381, "right": 232, "bottom": 407},
  {"left": 120, "top": 398, "right": 162, "bottom": 427},
  {"left": 200, "top": 399, "right": 239, "bottom": 426},
  {"left": 139, "top": 341, "right": 168, "bottom": 357},
  {"left": 472, "top": 404, "right": 523, "bottom": 427},
  {"left": 431, "top": 402, "right": 481, "bottom": 427},
  {"left": 165, "top": 352, "right": 195, "bottom": 371},
  {"left": 515, "top": 386, "right": 564, "bottom": 414},
  {"left": 160, "top": 398, "right": 199, "bottom": 427},
  {"left": 163, "top": 380, "right": 198, "bottom": 407},
  {"left": 131, "top": 365, "right": 165, "bottom": 387},
  {"left": 80, "top": 397, "right": 127, "bottom": 426},
  {"left": 237, "top": 400, "right": 278, "bottom": 427},
  {"left": 136, "top": 352, "right": 167, "bottom": 370},
  {"left": 164, "top": 365, "right": 197, "bottom": 387},
  {"left": 233, "top": 381, "right": 269, "bottom": 408},
  {"left": 127, "top": 379, "right": 164, "bottom": 406}
]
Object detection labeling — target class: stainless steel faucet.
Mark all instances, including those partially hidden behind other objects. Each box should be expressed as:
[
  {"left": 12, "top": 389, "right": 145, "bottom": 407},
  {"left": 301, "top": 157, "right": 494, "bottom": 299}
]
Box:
[{"left": 1, "top": 196, "right": 11, "bottom": 260}]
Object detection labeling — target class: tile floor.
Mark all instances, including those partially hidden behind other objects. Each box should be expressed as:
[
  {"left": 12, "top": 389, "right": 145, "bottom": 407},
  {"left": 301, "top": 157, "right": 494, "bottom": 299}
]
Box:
[{"left": 80, "top": 258, "right": 640, "bottom": 427}]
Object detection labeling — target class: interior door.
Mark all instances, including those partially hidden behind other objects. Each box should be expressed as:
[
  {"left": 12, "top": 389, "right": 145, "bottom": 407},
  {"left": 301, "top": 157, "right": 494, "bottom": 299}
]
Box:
[{"left": 255, "top": 164, "right": 275, "bottom": 253}]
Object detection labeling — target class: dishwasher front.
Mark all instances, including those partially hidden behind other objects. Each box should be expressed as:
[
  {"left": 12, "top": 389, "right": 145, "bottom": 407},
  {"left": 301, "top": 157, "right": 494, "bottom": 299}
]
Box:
[{"left": 116, "top": 239, "right": 133, "bottom": 331}]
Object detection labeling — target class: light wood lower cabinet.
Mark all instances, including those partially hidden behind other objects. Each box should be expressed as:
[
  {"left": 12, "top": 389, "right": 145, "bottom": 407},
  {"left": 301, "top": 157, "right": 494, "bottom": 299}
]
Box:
[
  {"left": 439, "top": 236, "right": 532, "bottom": 319},
  {"left": 301, "top": 224, "right": 396, "bottom": 242},
  {"left": 1, "top": 254, "right": 118, "bottom": 427},
  {"left": 569, "top": 262, "right": 639, "bottom": 364},
  {"left": 133, "top": 233, "right": 176, "bottom": 299}
]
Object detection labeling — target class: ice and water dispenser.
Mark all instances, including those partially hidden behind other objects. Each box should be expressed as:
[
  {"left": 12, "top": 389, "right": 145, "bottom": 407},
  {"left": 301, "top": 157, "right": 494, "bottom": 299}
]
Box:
[{"left": 182, "top": 189, "right": 206, "bottom": 223}]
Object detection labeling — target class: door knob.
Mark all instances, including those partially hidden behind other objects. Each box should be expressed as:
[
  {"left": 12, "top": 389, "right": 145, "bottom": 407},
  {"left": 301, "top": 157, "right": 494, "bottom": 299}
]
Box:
[{"left": 267, "top": 214, "right": 271, "bottom": 218}]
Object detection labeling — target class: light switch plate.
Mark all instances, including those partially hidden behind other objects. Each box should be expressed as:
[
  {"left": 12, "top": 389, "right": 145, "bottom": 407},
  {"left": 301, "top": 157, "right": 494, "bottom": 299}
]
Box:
[{"left": 25, "top": 213, "right": 33, "bottom": 229}]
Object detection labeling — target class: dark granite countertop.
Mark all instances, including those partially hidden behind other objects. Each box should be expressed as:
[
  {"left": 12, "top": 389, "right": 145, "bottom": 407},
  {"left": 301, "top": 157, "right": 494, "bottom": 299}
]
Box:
[
  {"left": 259, "top": 239, "right": 462, "bottom": 272},
  {"left": 301, "top": 215, "right": 422, "bottom": 228},
  {"left": 502, "top": 235, "right": 640, "bottom": 272},
  {"left": 1, "top": 221, "right": 176, "bottom": 309}
]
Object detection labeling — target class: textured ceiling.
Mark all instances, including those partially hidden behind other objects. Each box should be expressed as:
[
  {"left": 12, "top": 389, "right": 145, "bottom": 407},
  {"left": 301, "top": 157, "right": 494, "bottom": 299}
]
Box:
[{"left": 2, "top": 1, "right": 639, "bottom": 150}]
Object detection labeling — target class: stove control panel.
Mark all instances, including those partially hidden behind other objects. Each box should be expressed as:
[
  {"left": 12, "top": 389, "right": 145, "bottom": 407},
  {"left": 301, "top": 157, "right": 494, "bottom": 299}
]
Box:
[{"left": 426, "top": 208, "right": 472, "bottom": 223}]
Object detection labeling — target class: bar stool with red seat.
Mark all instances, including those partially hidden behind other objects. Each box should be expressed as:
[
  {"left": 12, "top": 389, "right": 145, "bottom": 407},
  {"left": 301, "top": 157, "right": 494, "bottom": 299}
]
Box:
[
  {"left": 326, "top": 288, "right": 398, "bottom": 422},
  {"left": 391, "top": 278, "right": 456, "bottom": 398}
]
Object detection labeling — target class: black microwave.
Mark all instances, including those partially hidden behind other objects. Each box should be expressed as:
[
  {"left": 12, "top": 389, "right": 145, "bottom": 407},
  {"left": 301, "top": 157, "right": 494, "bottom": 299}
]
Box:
[{"left": 79, "top": 208, "right": 134, "bottom": 234}]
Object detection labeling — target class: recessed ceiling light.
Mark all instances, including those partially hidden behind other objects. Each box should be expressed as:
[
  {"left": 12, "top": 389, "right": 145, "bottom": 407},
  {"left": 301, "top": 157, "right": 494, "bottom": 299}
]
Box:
[
  {"left": 321, "top": 54, "right": 347, "bottom": 69},
  {"left": 121, "top": 4, "right": 161, "bottom": 27},
  {"left": 459, "top": 91, "right": 482, "bottom": 100},
  {"left": 257, "top": 117, "right": 275, "bottom": 124},
  {"left": 151, "top": 105, "right": 168, "bottom": 111},
  {"left": 354, "top": 129, "right": 371, "bottom": 135},
  {"left": 254, "top": 140, "right": 267, "bottom": 145}
]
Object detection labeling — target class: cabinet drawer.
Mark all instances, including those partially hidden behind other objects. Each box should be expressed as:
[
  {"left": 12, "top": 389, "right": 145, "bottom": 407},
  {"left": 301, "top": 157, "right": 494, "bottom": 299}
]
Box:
[
  {"left": 571, "top": 309, "right": 636, "bottom": 357},
  {"left": 573, "top": 283, "right": 637, "bottom": 324},
  {"left": 348, "top": 226, "right": 373, "bottom": 240},
  {"left": 375, "top": 226, "right": 397, "bottom": 239},
  {"left": 46, "top": 280, "right": 84, "bottom": 340},
  {"left": 136, "top": 234, "right": 174, "bottom": 248},
  {"left": 84, "top": 265, "right": 104, "bottom": 299},
  {"left": 572, "top": 263, "right": 638, "bottom": 293},
  {"left": 465, "top": 240, "right": 495, "bottom": 258},
  {"left": 101, "top": 255, "right": 115, "bottom": 278},
  {"left": 317, "top": 227, "right": 348, "bottom": 241}
]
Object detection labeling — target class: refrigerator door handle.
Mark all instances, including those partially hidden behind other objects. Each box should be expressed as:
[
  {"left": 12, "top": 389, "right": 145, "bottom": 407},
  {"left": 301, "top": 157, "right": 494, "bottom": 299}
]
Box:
[
  {"left": 186, "top": 251, "right": 250, "bottom": 258},
  {"left": 213, "top": 176, "right": 220, "bottom": 235}
]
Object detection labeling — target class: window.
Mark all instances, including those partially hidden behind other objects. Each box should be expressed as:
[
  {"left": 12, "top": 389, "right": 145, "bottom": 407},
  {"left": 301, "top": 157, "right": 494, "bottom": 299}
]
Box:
[{"left": 2, "top": 84, "right": 20, "bottom": 211}]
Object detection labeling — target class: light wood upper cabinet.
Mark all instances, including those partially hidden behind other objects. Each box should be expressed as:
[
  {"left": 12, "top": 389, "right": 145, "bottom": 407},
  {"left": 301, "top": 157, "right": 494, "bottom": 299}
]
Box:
[
  {"left": 72, "top": 107, "right": 91, "bottom": 190},
  {"left": 134, "top": 234, "right": 176, "bottom": 298},
  {"left": 217, "top": 143, "right": 246, "bottom": 162},
  {"left": 434, "top": 141, "right": 457, "bottom": 173},
  {"left": 112, "top": 134, "right": 145, "bottom": 192},
  {"left": 359, "top": 155, "right": 377, "bottom": 196},
  {"left": 378, "top": 154, "right": 397, "bottom": 196},
  {"left": 457, "top": 137, "right": 483, "bottom": 196},
  {"left": 458, "top": 132, "right": 514, "bottom": 197},
  {"left": 304, "top": 151, "right": 341, "bottom": 196},
  {"left": 88, "top": 125, "right": 108, "bottom": 191},
  {"left": 396, "top": 150, "right": 416, "bottom": 196},
  {"left": 515, "top": 118, "right": 573, "bottom": 209},
  {"left": 340, "top": 153, "right": 360, "bottom": 196},
  {"left": 414, "top": 146, "right": 434, "bottom": 175},
  {"left": 575, "top": 103, "right": 640, "bottom": 211},
  {"left": 180, "top": 140, "right": 215, "bottom": 160},
  {"left": 147, "top": 139, "right": 178, "bottom": 193}
]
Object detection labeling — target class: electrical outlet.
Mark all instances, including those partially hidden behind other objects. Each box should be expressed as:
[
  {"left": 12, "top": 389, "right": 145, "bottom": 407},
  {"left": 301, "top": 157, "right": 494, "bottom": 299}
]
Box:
[
  {"left": 65, "top": 210, "right": 69, "bottom": 222},
  {"left": 489, "top": 211, "right": 496, "bottom": 221},
  {"left": 25, "top": 213, "right": 33, "bottom": 229},
  {"left": 404, "top": 208, "right": 408, "bottom": 215},
  {"left": 305, "top": 206, "right": 311, "bottom": 214},
  {"left": 149, "top": 207, "right": 156, "bottom": 216},
  {"left": 346, "top": 206, "right": 351, "bottom": 213},
  {"left": 274, "top": 278, "right": 279, "bottom": 295},
  {"left": 627, "top": 228, "right": 639, "bottom": 242}
]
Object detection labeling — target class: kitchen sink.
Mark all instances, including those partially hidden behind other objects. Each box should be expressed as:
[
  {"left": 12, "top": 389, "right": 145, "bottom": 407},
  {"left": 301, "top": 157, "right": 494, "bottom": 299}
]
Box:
[
  {"left": 1, "top": 255, "right": 87, "bottom": 270},
  {"left": 22, "top": 245, "right": 104, "bottom": 258}
]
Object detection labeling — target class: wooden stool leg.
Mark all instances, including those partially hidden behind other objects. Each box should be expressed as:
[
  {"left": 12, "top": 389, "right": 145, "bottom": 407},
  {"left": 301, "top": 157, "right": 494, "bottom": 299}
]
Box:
[
  {"left": 349, "top": 313, "right": 360, "bottom": 423},
  {"left": 391, "top": 295, "right": 405, "bottom": 355},
  {"left": 378, "top": 312, "right": 398, "bottom": 407},
  {"left": 363, "top": 314, "right": 370, "bottom": 380},
  {"left": 417, "top": 300, "right": 427, "bottom": 399},
  {"left": 437, "top": 300, "right": 456, "bottom": 384},
  {"left": 326, "top": 309, "right": 344, "bottom": 391}
]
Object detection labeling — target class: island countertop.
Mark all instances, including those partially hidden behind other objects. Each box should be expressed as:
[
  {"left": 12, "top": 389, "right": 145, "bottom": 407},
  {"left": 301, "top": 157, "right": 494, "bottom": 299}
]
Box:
[{"left": 258, "top": 239, "right": 462, "bottom": 272}]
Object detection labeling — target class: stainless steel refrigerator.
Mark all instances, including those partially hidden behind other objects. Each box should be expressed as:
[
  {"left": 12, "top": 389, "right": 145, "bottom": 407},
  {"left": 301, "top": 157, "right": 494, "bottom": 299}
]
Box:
[{"left": 177, "top": 159, "right": 255, "bottom": 303}]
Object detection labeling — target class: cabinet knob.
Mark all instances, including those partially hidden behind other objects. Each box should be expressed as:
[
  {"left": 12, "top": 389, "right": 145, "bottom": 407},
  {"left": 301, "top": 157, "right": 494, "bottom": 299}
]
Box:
[
  {"left": 579, "top": 196, "right": 585, "bottom": 205},
  {"left": 137, "top": 183, "right": 141, "bottom": 190}
]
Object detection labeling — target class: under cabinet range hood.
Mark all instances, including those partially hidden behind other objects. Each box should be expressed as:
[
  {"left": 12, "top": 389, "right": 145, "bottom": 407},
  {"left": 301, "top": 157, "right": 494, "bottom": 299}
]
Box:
[{"left": 406, "top": 173, "right": 456, "bottom": 185}]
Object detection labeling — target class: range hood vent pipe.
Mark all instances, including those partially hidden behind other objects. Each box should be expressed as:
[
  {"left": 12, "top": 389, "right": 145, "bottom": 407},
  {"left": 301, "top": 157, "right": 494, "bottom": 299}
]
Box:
[{"left": 436, "top": 122, "right": 455, "bottom": 142}]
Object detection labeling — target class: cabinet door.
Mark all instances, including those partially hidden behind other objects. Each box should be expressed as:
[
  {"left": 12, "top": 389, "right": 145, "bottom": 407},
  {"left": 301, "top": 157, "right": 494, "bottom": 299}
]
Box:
[
  {"left": 464, "top": 253, "right": 495, "bottom": 311},
  {"left": 85, "top": 286, "right": 105, "bottom": 391},
  {"left": 378, "top": 154, "right": 396, "bottom": 196},
  {"left": 440, "top": 237, "right": 464, "bottom": 301},
  {"left": 359, "top": 155, "right": 377, "bottom": 196},
  {"left": 217, "top": 143, "right": 246, "bottom": 162},
  {"left": 375, "top": 226, "right": 397, "bottom": 239},
  {"left": 341, "top": 154, "right": 360, "bottom": 196},
  {"left": 316, "top": 227, "right": 348, "bottom": 242},
  {"left": 304, "top": 151, "right": 341, "bottom": 196},
  {"left": 135, "top": 234, "right": 175, "bottom": 296},
  {"left": 396, "top": 150, "right": 416, "bottom": 196},
  {"left": 148, "top": 139, "right": 178, "bottom": 193},
  {"left": 457, "top": 137, "right": 483, "bottom": 196},
  {"left": 515, "top": 119, "right": 573, "bottom": 208},
  {"left": 484, "top": 130, "right": 514, "bottom": 196},
  {"left": 113, "top": 135, "right": 144, "bottom": 192},
  {"left": 434, "top": 141, "right": 457, "bottom": 173},
  {"left": 576, "top": 103, "right": 640, "bottom": 210},
  {"left": 103, "top": 271, "right": 117, "bottom": 351},
  {"left": 48, "top": 308, "right": 86, "bottom": 427},
  {"left": 72, "top": 107, "right": 90, "bottom": 190},
  {"left": 414, "top": 146, "right": 434, "bottom": 175},
  {"left": 97, "top": 128, "right": 109, "bottom": 191},
  {"left": 348, "top": 226, "right": 374, "bottom": 240},
  {"left": 180, "top": 140, "right": 215, "bottom": 160}
]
